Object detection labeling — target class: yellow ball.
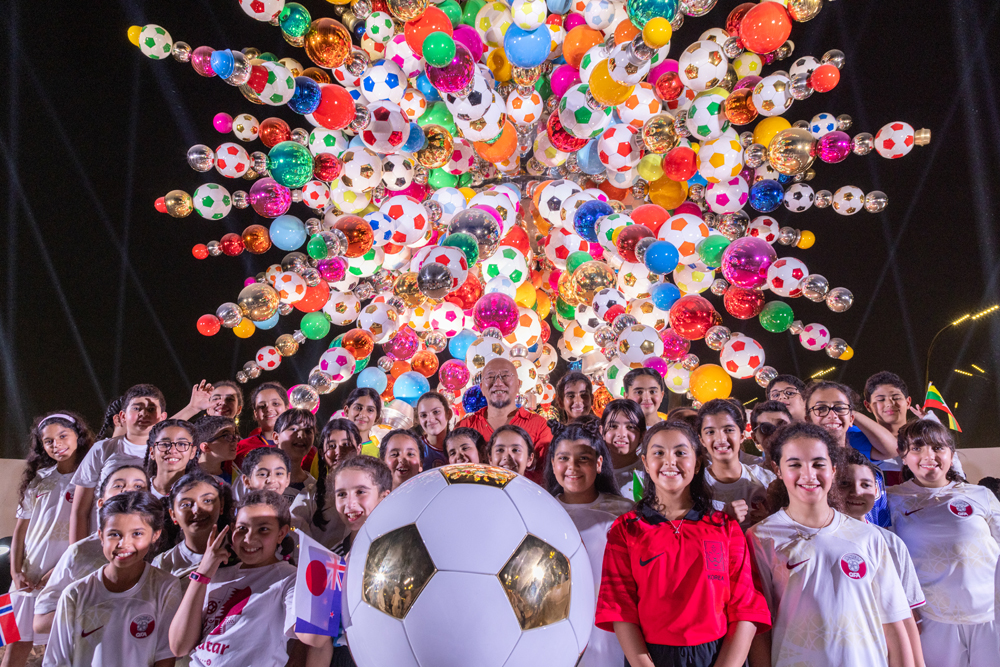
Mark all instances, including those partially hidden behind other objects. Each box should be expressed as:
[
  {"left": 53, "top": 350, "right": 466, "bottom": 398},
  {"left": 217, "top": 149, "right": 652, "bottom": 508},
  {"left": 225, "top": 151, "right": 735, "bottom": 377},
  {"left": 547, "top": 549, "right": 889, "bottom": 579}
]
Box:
[
  {"left": 233, "top": 318, "right": 256, "bottom": 339},
  {"left": 649, "top": 176, "right": 688, "bottom": 210},
  {"left": 515, "top": 281, "right": 537, "bottom": 308},
  {"left": 840, "top": 345, "right": 854, "bottom": 361},
  {"left": 637, "top": 153, "right": 664, "bottom": 181},
  {"left": 797, "top": 229, "right": 815, "bottom": 249},
  {"left": 534, "top": 290, "right": 551, "bottom": 319},
  {"left": 487, "top": 48, "right": 512, "bottom": 82},
  {"left": 642, "top": 18, "right": 672, "bottom": 49},
  {"left": 588, "top": 59, "right": 635, "bottom": 107},
  {"left": 127, "top": 26, "right": 143, "bottom": 47},
  {"left": 753, "top": 116, "right": 792, "bottom": 149},
  {"left": 458, "top": 187, "right": 477, "bottom": 203}
]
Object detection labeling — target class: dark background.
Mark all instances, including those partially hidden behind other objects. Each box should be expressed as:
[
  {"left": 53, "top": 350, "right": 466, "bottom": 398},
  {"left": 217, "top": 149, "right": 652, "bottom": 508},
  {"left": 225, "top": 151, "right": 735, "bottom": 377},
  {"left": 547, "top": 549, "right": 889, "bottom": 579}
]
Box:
[{"left": 2, "top": 0, "right": 1000, "bottom": 456}]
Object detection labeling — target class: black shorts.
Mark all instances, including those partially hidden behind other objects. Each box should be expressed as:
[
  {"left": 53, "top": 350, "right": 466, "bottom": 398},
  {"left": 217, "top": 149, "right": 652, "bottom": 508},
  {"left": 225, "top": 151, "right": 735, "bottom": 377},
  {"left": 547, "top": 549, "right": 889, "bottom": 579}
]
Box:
[
  {"left": 626, "top": 637, "right": 725, "bottom": 667},
  {"left": 331, "top": 645, "right": 356, "bottom": 667}
]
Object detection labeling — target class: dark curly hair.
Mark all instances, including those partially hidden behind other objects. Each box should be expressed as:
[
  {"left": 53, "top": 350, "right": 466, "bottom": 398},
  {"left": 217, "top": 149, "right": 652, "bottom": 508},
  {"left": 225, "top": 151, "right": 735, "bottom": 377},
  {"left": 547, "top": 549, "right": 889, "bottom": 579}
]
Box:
[
  {"left": 634, "top": 421, "right": 715, "bottom": 518},
  {"left": 20, "top": 411, "right": 95, "bottom": 506},
  {"left": 544, "top": 422, "right": 621, "bottom": 498}
]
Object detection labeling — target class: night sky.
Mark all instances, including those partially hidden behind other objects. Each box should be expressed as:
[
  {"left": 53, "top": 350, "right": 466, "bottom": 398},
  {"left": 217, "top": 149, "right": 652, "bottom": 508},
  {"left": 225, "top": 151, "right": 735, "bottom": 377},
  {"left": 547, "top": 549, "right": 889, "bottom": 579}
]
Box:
[{"left": 3, "top": 0, "right": 1000, "bottom": 457}]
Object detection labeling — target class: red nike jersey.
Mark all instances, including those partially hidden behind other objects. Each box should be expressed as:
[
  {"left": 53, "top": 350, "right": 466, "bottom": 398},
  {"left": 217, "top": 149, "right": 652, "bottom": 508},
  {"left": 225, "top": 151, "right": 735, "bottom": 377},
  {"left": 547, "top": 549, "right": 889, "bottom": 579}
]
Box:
[{"left": 596, "top": 504, "right": 771, "bottom": 646}]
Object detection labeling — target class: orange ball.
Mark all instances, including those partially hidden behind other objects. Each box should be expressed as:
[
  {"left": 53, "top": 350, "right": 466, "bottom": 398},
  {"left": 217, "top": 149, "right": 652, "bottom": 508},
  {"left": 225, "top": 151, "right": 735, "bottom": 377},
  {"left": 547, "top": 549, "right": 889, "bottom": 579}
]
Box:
[
  {"left": 810, "top": 64, "right": 840, "bottom": 93},
  {"left": 381, "top": 375, "right": 396, "bottom": 402},
  {"left": 723, "top": 88, "right": 758, "bottom": 125},
  {"left": 598, "top": 179, "right": 629, "bottom": 201},
  {"left": 500, "top": 225, "right": 531, "bottom": 254},
  {"left": 241, "top": 224, "right": 272, "bottom": 254},
  {"left": 390, "top": 360, "right": 412, "bottom": 378},
  {"left": 739, "top": 2, "right": 792, "bottom": 54},
  {"left": 562, "top": 26, "right": 603, "bottom": 69},
  {"left": 411, "top": 349, "right": 440, "bottom": 377},
  {"left": 293, "top": 281, "right": 331, "bottom": 312},
  {"left": 474, "top": 121, "right": 517, "bottom": 163},
  {"left": 259, "top": 117, "right": 292, "bottom": 147},
  {"left": 332, "top": 215, "right": 375, "bottom": 258},
  {"left": 614, "top": 19, "right": 640, "bottom": 45},
  {"left": 531, "top": 180, "right": 553, "bottom": 207},
  {"left": 404, "top": 7, "right": 453, "bottom": 57},
  {"left": 343, "top": 328, "right": 375, "bottom": 359}
]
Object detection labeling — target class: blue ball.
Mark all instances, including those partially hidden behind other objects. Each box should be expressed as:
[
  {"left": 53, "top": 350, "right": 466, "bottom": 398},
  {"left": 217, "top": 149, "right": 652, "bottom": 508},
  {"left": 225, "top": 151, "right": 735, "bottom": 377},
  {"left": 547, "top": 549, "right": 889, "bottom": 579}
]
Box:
[
  {"left": 415, "top": 72, "right": 441, "bottom": 102},
  {"left": 574, "top": 200, "right": 614, "bottom": 242},
  {"left": 287, "top": 76, "right": 321, "bottom": 115},
  {"left": 688, "top": 171, "right": 708, "bottom": 187},
  {"left": 650, "top": 281, "right": 681, "bottom": 311},
  {"left": 255, "top": 312, "right": 280, "bottom": 330},
  {"left": 569, "top": 360, "right": 583, "bottom": 371},
  {"left": 402, "top": 122, "right": 427, "bottom": 153},
  {"left": 644, "top": 240, "right": 680, "bottom": 274},
  {"left": 503, "top": 25, "right": 551, "bottom": 68},
  {"left": 348, "top": 135, "right": 367, "bottom": 150},
  {"left": 577, "top": 140, "right": 606, "bottom": 175},
  {"left": 209, "top": 50, "right": 235, "bottom": 79},
  {"left": 546, "top": 0, "right": 572, "bottom": 13},
  {"left": 748, "top": 179, "right": 784, "bottom": 212},
  {"left": 449, "top": 329, "right": 477, "bottom": 360},
  {"left": 462, "top": 385, "right": 488, "bottom": 414},
  {"left": 394, "top": 371, "right": 430, "bottom": 407},
  {"left": 356, "top": 367, "right": 388, "bottom": 394},
  {"left": 269, "top": 215, "right": 306, "bottom": 251}
]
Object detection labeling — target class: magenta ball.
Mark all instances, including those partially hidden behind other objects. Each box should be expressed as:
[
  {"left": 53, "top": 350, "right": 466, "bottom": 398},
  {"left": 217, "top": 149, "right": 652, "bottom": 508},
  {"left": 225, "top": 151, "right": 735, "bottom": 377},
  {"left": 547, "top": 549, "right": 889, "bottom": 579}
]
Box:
[
  {"left": 244, "top": 276, "right": 257, "bottom": 287},
  {"left": 213, "top": 112, "right": 233, "bottom": 133},
  {"left": 588, "top": 243, "right": 605, "bottom": 260},
  {"left": 739, "top": 166, "right": 755, "bottom": 184},
  {"left": 642, "top": 356, "right": 669, "bottom": 376},
  {"left": 473, "top": 204, "right": 504, "bottom": 231},
  {"left": 452, "top": 25, "right": 484, "bottom": 60},
  {"left": 388, "top": 180, "right": 430, "bottom": 201},
  {"left": 673, "top": 202, "right": 702, "bottom": 217},
  {"left": 647, "top": 59, "right": 677, "bottom": 86},
  {"left": 733, "top": 75, "right": 762, "bottom": 91},
  {"left": 816, "top": 130, "right": 852, "bottom": 163},
  {"left": 550, "top": 64, "right": 582, "bottom": 99},
  {"left": 473, "top": 292, "right": 519, "bottom": 335},
  {"left": 191, "top": 46, "right": 216, "bottom": 77},
  {"left": 248, "top": 178, "right": 292, "bottom": 218},
  {"left": 317, "top": 256, "right": 348, "bottom": 282},
  {"left": 659, "top": 327, "right": 691, "bottom": 361},
  {"left": 384, "top": 325, "right": 419, "bottom": 360},
  {"left": 564, "top": 13, "right": 587, "bottom": 31},
  {"left": 720, "top": 236, "right": 777, "bottom": 289},
  {"left": 439, "top": 359, "right": 471, "bottom": 391},
  {"left": 426, "top": 42, "right": 476, "bottom": 93}
]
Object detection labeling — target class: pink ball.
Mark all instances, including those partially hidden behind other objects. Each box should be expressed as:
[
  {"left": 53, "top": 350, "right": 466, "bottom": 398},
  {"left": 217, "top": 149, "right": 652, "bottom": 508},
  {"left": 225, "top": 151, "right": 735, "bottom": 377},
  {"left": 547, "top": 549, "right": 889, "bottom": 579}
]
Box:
[
  {"left": 426, "top": 42, "right": 476, "bottom": 94},
  {"left": 643, "top": 356, "right": 669, "bottom": 376},
  {"left": 213, "top": 112, "right": 233, "bottom": 133},
  {"left": 384, "top": 325, "right": 419, "bottom": 360},
  {"left": 439, "top": 359, "right": 471, "bottom": 391},
  {"left": 550, "top": 64, "right": 582, "bottom": 99},
  {"left": 659, "top": 328, "right": 691, "bottom": 361},
  {"left": 548, "top": 270, "right": 561, "bottom": 291},
  {"left": 672, "top": 202, "right": 702, "bottom": 218},
  {"left": 248, "top": 178, "right": 292, "bottom": 218},
  {"left": 733, "top": 75, "right": 762, "bottom": 92},
  {"left": 473, "top": 205, "right": 503, "bottom": 230},
  {"left": 191, "top": 46, "right": 217, "bottom": 77},
  {"left": 564, "top": 13, "right": 586, "bottom": 31},
  {"left": 244, "top": 276, "right": 257, "bottom": 287},
  {"left": 387, "top": 180, "right": 430, "bottom": 201},
  {"left": 452, "top": 25, "right": 485, "bottom": 60},
  {"left": 720, "top": 236, "right": 777, "bottom": 289},
  {"left": 647, "top": 59, "right": 677, "bottom": 86},
  {"left": 317, "top": 257, "right": 348, "bottom": 282},
  {"left": 473, "top": 292, "right": 519, "bottom": 335},
  {"left": 588, "top": 243, "right": 605, "bottom": 260}
]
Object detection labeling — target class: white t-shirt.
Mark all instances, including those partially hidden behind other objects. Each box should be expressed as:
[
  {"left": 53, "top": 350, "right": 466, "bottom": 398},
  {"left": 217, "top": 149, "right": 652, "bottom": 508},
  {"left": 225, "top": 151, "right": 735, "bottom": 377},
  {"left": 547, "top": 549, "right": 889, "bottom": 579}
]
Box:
[
  {"left": 886, "top": 480, "right": 1000, "bottom": 624},
  {"left": 747, "top": 510, "right": 912, "bottom": 667},
  {"left": 15, "top": 466, "right": 76, "bottom": 582},
  {"left": 873, "top": 524, "right": 925, "bottom": 610},
  {"left": 35, "top": 534, "right": 107, "bottom": 615},
  {"left": 282, "top": 474, "right": 316, "bottom": 509},
  {"left": 289, "top": 486, "right": 349, "bottom": 550},
  {"left": 43, "top": 564, "right": 182, "bottom": 667},
  {"left": 152, "top": 541, "right": 203, "bottom": 580},
  {"left": 558, "top": 493, "right": 633, "bottom": 667},
  {"left": 705, "top": 463, "right": 776, "bottom": 530},
  {"left": 71, "top": 437, "right": 147, "bottom": 489},
  {"left": 612, "top": 458, "right": 644, "bottom": 501},
  {"left": 190, "top": 561, "right": 297, "bottom": 667},
  {"left": 739, "top": 450, "right": 765, "bottom": 467}
]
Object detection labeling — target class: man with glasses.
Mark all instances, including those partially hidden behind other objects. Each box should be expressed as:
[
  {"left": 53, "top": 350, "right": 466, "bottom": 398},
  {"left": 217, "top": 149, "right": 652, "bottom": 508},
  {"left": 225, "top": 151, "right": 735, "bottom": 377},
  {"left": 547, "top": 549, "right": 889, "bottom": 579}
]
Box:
[
  {"left": 764, "top": 375, "right": 807, "bottom": 421},
  {"left": 748, "top": 401, "right": 793, "bottom": 469},
  {"left": 456, "top": 358, "right": 552, "bottom": 479}
]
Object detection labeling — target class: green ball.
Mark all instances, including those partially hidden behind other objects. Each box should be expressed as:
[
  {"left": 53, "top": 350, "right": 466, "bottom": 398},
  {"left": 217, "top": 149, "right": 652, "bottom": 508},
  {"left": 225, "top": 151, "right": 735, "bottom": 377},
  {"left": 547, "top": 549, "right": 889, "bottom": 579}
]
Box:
[
  {"left": 300, "top": 312, "right": 331, "bottom": 340},
  {"left": 457, "top": 172, "right": 473, "bottom": 187},
  {"left": 418, "top": 102, "right": 457, "bottom": 136},
  {"left": 307, "top": 233, "right": 328, "bottom": 260},
  {"left": 461, "top": 0, "right": 485, "bottom": 26},
  {"left": 330, "top": 333, "right": 345, "bottom": 348},
  {"left": 278, "top": 3, "right": 312, "bottom": 38},
  {"left": 439, "top": 0, "right": 462, "bottom": 27},
  {"left": 268, "top": 140, "right": 314, "bottom": 189},
  {"left": 555, "top": 297, "right": 576, "bottom": 321},
  {"left": 697, "top": 235, "right": 730, "bottom": 268},
  {"left": 428, "top": 167, "right": 458, "bottom": 189},
  {"left": 442, "top": 231, "right": 479, "bottom": 266},
  {"left": 354, "top": 355, "right": 371, "bottom": 373},
  {"left": 423, "top": 31, "right": 456, "bottom": 67},
  {"left": 758, "top": 300, "right": 794, "bottom": 333},
  {"left": 566, "top": 250, "right": 592, "bottom": 275},
  {"left": 534, "top": 74, "right": 552, "bottom": 101}
]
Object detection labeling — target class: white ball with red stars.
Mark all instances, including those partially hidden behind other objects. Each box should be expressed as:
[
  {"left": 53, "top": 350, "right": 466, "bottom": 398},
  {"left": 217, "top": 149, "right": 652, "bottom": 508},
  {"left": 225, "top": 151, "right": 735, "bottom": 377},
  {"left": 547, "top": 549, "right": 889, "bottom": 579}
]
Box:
[
  {"left": 704, "top": 176, "right": 749, "bottom": 214},
  {"left": 399, "top": 88, "right": 427, "bottom": 121},
  {"left": 319, "top": 347, "right": 356, "bottom": 382},
  {"left": 256, "top": 346, "right": 282, "bottom": 371},
  {"left": 875, "top": 121, "right": 915, "bottom": 159},
  {"left": 544, "top": 227, "right": 589, "bottom": 269},
  {"left": 421, "top": 246, "right": 469, "bottom": 292},
  {"left": 657, "top": 213, "right": 711, "bottom": 266},
  {"left": 619, "top": 83, "right": 661, "bottom": 130},
  {"left": 429, "top": 302, "right": 468, "bottom": 337},
  {"left": 214, "top": 143, "right": 250, "bottom": 178},
  {"left": 361, "top": 101, "right": 410, "bottom": 155},
  {"left": 720, "top": 333, "right": 766, "bottom": 379},
  {"left": 275, "top": 271, "right": 307, "bottom": 304},
  {"left": 301, "top": 181, "right": 331, "bottom": 210},
  {"left": 239, "top": 0, "right": 283, "bottom": 21},
  {"left": 598, "top": 124, "right": 642, "bottom": 173},
  {"left": 799, "top": 323, "right": 831, "bottom": 351},
  {"left": 766, "top": 257, "right": 808, "bottom": 297},
  {"left": 381, "top": 195, "right": 429, "bottom": 247},
  {"left": 748, "top": 215, "right": 780, "bottom": 244}
]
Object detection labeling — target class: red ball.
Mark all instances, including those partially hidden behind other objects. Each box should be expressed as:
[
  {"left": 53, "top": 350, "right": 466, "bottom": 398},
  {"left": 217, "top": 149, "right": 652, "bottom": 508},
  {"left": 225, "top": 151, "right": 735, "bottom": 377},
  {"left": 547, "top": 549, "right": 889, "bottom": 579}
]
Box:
[
  {"left": 661, "top": 146, "right": 698, "bottom": 182},
  {"left": 539, "top": 319, "right": 551, "bottom": 345},
  {"left": 313, "top": 153, "right": 343, "bottom": 182},
  {"left": 598, "top": 179, "right": 629, "bottom": 202},
  {"left": 293, "top": 281, "right": 331, "bottom": 312},
  {"left": 220, "top": 233, "right": 245, "bottom": 256},
  {"left": 313, "top": 85, "right": 356, "bottom": 131},
  {"left": 616, "top": 224, "right": 655, "bottom": 263},
  {"left": 404, "top": 7, "right": 453, "bottom": 57},
  {"left": 654, "top": 71, "right": 684, "bottom": 102},
  {"left": 723, "top": 286, "right": 766, "bottom": 319},
  {"left": 197, "top": 314, "right": 221, "bottom": 336},
  {"left": 259, "top": 117, "right": 292, "bottom": 148},
  {"left": 154, "top": 197, "right": 167, "bottom": 214},
  {"left": 631, "top": 204, "right": 670, "bottom": 235},
  {"left": 246, "top": 64, "right": 269, "bottom": 94},
  {"left": 739, "top": 2, "right": 792, "bottom": 54},
  {"left": 192, "top": 244, "right": 210, "bottom": 260},
  {"left": 446, "top": 272, "right": 483, "bottom": 310},
  {"left": 500, "top": 225, "right": 530, "bottom": 255},
  {"left": 810, "top": 64, "right": 841, "bottom": 93},
  {"left": 668, "top": 295, "right": 716, "bottom": 340}
]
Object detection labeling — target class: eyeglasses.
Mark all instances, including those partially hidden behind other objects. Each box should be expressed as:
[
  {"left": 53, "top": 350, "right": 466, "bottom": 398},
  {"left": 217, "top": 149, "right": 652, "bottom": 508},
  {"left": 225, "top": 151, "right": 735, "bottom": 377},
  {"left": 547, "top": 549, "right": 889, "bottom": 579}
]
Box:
[
  {"left": 153, "top": 440, "right": 194, "bottom": 452},
  {"left": 209, "top": 432, "right": 239, "bottom": 444},
  {"left": 769, "top": 389, "right": 801, "bottom": 400},
  {"left": 753, "top": 422, "right": 779, "bottom": 437},
  {"left": 808, "top": 404, "right": 852, "bottom": 417},
  {"left": 484, "top": 372, "right": 515, "bottom": 386}
]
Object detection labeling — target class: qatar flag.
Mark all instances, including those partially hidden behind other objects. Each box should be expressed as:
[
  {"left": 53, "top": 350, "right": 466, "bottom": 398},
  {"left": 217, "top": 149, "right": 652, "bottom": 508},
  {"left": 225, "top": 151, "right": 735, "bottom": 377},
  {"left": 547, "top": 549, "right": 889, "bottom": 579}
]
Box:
[{"left": 293, "top": 532, "right": 346, "bottom": 637}]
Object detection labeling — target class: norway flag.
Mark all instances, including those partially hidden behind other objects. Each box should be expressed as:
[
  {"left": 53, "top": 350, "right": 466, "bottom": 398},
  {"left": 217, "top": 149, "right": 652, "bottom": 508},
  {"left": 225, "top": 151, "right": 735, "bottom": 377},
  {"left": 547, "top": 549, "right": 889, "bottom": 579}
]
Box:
[
  {"left": 0, "top": 593, "right": 21, "bottom": 646},
  {"left": 294, "top": 532, "right": 346, "bottom": 637}
]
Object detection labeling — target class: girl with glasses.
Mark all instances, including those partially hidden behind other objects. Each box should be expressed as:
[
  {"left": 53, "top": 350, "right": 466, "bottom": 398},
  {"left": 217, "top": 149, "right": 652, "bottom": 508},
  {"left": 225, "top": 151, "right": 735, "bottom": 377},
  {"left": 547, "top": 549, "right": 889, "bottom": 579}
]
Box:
[{"left": 144, "top": 419, "right": 200, "bottom": 501}]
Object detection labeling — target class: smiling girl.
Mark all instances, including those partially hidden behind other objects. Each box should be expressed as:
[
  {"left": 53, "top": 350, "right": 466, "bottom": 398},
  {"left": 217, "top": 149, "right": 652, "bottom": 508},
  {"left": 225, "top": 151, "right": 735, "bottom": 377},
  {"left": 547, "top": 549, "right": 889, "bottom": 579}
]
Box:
[
  {"left": 379, "top": 429, "right": 425, "bottom": 489},
  {"left": 153, "top": 471, "right": 234, "bottom": 584},
  {"left": 886, "top": 420, "right": 1000, "bottom": 667},
  {"left": 44, "top": 491, "right": 182, "bottom": 667},
  {"left": 6, "top": 412, "right": 94, "bottom": 665},
  {"left": 746, "top": 422, "right": 914, "bottom": 667},
  {"left": 343, "top": 388, "right": 383, "bottom": 458},
  {"left": 415, "top": 392, "right": 453, "bottom": 469},
  {"left": 144, "top": 420, "right": 200, "bottom": 502},
  {"left": 273, "top": 409, "right": 319, "bottom": 506},
  {"left": 553, "top": 372, "right": 596, "bottom": 425},
  {"left": 444, "top": 428, "right": 488, "bottom": 465},
  {"left": 234, "top": 383, "right": 289, "bottom": 469},
  {"left": 545, "top": 423, "right": 631, "bottom": 667},
  {"left": 488, "top": 425, "right": 535, "bottom": 476},
  {"left": 601, "top": 399, "right": 647, "bottom": 501},
  {"left": 597, "top": 421, "right": 770, "bottom": 667}
]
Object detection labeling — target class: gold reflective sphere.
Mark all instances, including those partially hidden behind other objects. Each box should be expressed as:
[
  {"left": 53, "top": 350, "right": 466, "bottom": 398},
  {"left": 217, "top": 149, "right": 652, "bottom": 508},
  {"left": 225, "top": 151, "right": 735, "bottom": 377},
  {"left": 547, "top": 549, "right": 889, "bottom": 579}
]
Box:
[
  {"left": 767, "top": 128, "right": 817, "bottom": 176},
  {"left": 303, "top": 18, "right": 352, "bottom": 69},
  {"left": 415, "top": 125, "right": 454, "bottom": 169},
  {"left": 275, "top": 333, "right": 300, "bottom": 357},
  {"left": 787, "top": 0, "right": 823, "bottom": 22},
  {"left": 641, "top": 113, "right": 679, "bottom": 153},
  {"left": 573, "top": 261, "right": 616, "bottom": 303},
  {"left": 393, "top": 271, "right": 427, "bottom": 308},
  {"left": 237, "top": 282, "right": 280, "bottom": 322},
  {"left": 385, "top": 0, "right": 428, "bottom": 22},
  {"left": 164, "top": 190, "right": 193, "bottom": 218}
]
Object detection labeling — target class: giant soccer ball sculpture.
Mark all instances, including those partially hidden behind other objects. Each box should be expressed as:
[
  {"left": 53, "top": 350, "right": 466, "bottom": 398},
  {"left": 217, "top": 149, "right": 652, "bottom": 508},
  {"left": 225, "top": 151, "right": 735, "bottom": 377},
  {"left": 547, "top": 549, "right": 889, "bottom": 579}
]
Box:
[{"left": 343, "top": 464, "right": 596, "bottom": 667}]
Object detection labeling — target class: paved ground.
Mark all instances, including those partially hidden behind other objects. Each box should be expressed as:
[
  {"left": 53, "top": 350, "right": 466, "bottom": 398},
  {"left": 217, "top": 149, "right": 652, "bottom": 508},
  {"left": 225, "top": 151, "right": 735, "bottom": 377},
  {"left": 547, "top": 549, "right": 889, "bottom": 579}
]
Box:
[{"left": 0, "top": 645, "right": 45, "bottom": 666}]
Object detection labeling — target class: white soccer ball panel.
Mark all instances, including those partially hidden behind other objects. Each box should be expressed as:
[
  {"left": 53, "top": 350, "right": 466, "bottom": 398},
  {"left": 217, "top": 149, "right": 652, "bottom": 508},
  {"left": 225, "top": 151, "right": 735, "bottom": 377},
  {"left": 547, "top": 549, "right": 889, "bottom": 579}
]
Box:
[
  {"left": 345, "top": 597, "right": 418, "bottom": 667},
  {"left": 504, "top": 622, "right": 580, "bottom": 667},
  {"left": 362, "top": 472, "right": 449, "bottom": 541},
  {"left": 502, "top": 476, "right": 582, "bottom": 559},
  {"left": 565, "top": 544, "right": 597, "bottom": 654}
]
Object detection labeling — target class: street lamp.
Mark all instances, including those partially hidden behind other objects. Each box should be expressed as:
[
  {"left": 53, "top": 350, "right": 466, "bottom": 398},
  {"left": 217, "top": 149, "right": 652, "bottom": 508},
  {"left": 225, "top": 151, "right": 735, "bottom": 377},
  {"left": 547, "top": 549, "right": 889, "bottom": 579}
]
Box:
[{"left": 925, "top": 305, "right": 999, "bottom": 390}]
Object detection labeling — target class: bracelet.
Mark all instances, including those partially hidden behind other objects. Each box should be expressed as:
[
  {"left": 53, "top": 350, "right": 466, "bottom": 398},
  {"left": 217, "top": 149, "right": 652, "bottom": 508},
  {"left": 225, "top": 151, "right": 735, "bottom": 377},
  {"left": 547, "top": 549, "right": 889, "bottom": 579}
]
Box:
[{"left": 188, "top": 571, "right": 212, "bottom": 585}]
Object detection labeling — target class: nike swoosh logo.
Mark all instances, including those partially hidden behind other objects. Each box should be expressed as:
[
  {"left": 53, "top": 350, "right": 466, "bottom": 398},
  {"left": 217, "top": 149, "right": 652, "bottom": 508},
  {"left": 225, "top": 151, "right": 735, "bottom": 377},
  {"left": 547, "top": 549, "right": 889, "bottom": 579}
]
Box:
[
  {"left": 786, "top": 559, "right": 809, "bottom": 570},
  {"left": 639, "top": 553, "right": 663, "bottom": 567},
  {"left": 81, "top": 626, "right": 104, "bottom": 638},
  {"left": 904, "top": 508, "right": 924, "bottom": 516}
]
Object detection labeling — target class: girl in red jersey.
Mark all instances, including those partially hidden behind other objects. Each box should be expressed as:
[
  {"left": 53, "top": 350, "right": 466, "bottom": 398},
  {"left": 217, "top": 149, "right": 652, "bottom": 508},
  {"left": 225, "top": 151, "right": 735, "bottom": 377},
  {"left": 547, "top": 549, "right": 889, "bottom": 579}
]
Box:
[{"left": 596, "top": 421, "right": 770, "bottom": 667}]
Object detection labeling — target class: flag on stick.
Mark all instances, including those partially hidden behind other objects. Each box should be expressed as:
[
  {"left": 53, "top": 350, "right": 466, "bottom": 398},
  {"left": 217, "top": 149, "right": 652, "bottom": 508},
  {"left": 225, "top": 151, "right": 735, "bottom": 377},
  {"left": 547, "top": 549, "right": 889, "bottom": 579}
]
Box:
[
  {"left": 925, "top": 382, "right": 962, "bottom": 432},
  {"left": 0, "top": 593, "right": 21, "bottom": 646},
  {"left": 294, "top": 532, "right": 346, "bottom": 636}
]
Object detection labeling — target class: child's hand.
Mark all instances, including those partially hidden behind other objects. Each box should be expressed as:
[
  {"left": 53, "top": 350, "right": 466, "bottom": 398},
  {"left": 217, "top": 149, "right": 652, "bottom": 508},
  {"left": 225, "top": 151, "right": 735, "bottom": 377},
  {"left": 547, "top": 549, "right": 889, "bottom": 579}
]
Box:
[
  {"left": 188, "top": 380, "right": 214, "bottom": 412},
  {"left": 727, "top": 500, "right": 749, "bottom": 524},
  {"left": 11, "top": 571, "right": 31, "bottom": 592},
  {"left": 198, "top": 525, "right": 231, "bottom": 578},
  {"left": 37, "top": 569, "right": 53, "bottom": 589}
]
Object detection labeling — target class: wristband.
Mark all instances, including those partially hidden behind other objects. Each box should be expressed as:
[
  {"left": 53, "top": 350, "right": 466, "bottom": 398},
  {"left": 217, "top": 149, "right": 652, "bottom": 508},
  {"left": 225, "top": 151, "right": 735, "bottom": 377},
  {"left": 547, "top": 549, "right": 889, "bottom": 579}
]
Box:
[{"left": 189, "top": 571, "right": 212, "bottom": 585}]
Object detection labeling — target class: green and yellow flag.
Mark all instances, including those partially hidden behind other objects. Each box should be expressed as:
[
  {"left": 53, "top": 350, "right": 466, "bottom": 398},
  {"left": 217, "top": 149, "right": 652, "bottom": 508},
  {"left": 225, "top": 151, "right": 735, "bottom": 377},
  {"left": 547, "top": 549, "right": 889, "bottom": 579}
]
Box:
[{"left": 925, "top": 382, "right": 962, "bottom": 432}]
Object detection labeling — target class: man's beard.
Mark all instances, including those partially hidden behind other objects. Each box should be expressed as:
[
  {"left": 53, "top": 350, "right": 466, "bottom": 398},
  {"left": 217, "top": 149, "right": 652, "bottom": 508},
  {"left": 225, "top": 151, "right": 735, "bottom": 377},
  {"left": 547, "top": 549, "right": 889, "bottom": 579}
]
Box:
[{"left": 488, "top": 392, "right": 512, "bottom": 410}]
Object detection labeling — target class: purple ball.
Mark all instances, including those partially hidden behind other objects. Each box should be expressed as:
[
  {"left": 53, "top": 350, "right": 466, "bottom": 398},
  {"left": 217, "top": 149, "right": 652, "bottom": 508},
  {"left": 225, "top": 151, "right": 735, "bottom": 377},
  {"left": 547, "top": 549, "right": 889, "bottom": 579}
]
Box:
[
  {"left": 720, "top": 236, "right": 777, "bottom": 289},
  {"left": 384, "top": 325, "right": 419, "bottom": 361},
  {"left": 317, "top": 256, "right": 348, "bottom": 282},
  {"left": 248, "top": 178, "right": 291, "bottom": 218},
  {"left": 473, "top": 292, "right": 519, "bottom": 336},
  {"left": 816, "top": 130, "right": 852, "bottom": 164},
  {"left": 643, "top": 356, "right": 669, "bottom": 376},
  {"left": 659, "top": 328, "right": 691, "bottom": 361},
  {"left": 452, "top": 25, "right": 484, "bottom": 60},
  {"left": 426, "top": 42, "right": 476, "bottom": 94}
]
